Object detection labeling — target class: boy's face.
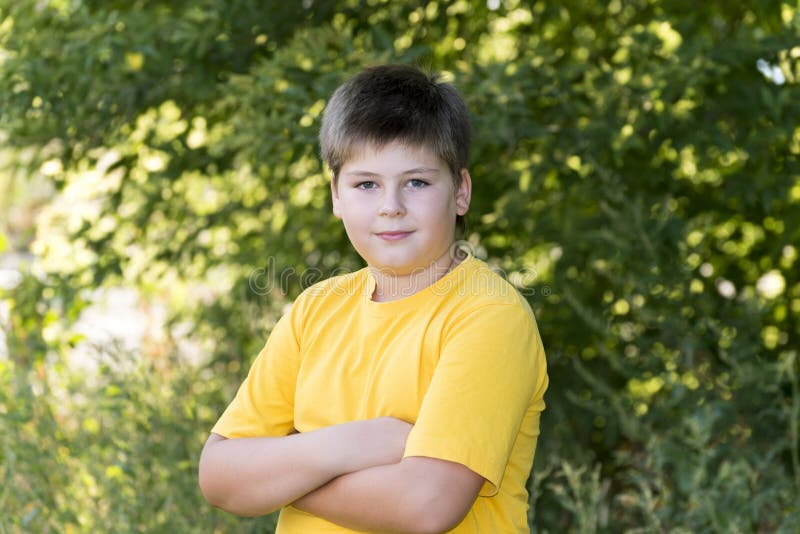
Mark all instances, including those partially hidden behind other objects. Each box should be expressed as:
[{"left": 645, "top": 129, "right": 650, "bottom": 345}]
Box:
[{"left": 332, "top": 141, "right": 471, "bottom": 276}]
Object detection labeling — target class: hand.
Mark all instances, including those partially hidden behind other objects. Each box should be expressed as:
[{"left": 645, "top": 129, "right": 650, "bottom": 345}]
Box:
[
  {"left": 362, "top": 416, "right": 413, "bottom": 465},
  {"left": 337, "top": 416, "right": 413, "bottom": 473}
]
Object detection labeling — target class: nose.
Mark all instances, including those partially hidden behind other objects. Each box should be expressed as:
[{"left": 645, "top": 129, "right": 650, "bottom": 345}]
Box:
[{"left": 378, "top": 189, "right": 405, "bottom": 217}]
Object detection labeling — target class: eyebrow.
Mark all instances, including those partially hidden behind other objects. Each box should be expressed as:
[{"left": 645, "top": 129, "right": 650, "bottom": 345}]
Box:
[
  {"left": 343, "top": 167, "right": 441, "bottom": 177},
  {"left": 403, "top": 167, "right": 441, "bottom": 175}
]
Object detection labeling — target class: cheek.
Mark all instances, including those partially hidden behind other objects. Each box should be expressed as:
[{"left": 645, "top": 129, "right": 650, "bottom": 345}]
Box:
[
  {"left": 430, "top": 195, "right": 458, "bottom": 221},
  {"left": 340, "top": 211, "right": 369, "bottom": 240}
]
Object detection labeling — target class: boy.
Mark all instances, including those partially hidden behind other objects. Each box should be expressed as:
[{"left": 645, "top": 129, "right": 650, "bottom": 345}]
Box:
[{"left": 199, "top": 64, "right": 548, "bottom": 533}]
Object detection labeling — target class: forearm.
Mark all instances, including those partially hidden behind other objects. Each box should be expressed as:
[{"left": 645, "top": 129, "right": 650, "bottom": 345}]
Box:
[
  {"left": 199, "top": 418, "right": 410, "bottom": 517},
  {"left": 294, "top": 461, "right": 425, "bottom": 533},
  {"left": 293, "top": 457, "right": 481, "bottom": 534}
]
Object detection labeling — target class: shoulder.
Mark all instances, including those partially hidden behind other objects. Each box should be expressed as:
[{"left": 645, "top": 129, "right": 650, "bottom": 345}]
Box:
[
  {"left": 450, "top": 257, "right": 534, "bottom": 313},
  {"left": 434, "top": 257, "right": 539, "bottom": 340},
  {"left": 286, "top": 267, "right": 369, "bottom": 318}
]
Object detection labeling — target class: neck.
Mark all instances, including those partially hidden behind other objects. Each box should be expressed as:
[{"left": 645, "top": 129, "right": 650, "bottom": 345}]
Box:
[{"left": 370, "top": 248, "right": 464, "bottom": 303}]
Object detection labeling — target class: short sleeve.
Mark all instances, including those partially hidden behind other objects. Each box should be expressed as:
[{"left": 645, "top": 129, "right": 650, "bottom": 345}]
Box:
[
  {"left": 211, "top": 310, "right": 302, "bottom": 438},
  {"left": 403, "top": 303, "right": 547, "bottom": 496}
]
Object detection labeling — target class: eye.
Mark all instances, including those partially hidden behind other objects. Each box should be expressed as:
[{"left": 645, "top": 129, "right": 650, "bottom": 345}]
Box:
[
  {"left": 408, "top": 178, "right": 430, "bottom": 189},
  {"left": 356, "top": 181, "right": 378, "bottom": 190}
]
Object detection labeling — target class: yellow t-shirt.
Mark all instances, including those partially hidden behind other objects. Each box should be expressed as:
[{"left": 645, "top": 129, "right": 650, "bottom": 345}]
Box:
[{"left": 211, "top": 256, "right": 548, "bottom": 533}]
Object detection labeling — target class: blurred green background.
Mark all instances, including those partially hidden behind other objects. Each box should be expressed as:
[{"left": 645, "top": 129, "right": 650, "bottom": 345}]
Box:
[{"left": 1, "top": 0, "right": 799, "bottom": 532}]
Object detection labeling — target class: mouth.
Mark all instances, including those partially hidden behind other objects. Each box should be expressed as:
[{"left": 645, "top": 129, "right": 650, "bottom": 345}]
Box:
[{"left": 375, "top": 231, "right": 413, "bottom": 241}]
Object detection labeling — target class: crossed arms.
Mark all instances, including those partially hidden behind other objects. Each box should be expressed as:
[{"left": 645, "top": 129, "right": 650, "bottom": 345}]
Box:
[{"left": 198, "top": 417, "right": 484, "bottom": 534}]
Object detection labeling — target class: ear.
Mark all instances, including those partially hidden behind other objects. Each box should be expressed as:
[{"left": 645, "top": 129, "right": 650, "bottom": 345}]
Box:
[
  {"left": 331, "top": 176, "right": 342, "bottom": 219},
  {"left": 455, "top": 168, "right": 472, "bottom": 216}
]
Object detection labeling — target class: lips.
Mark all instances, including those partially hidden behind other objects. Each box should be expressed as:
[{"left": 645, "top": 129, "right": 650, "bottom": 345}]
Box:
[{"left": 375, "top": 231, "right": 413, "bottom": 241}]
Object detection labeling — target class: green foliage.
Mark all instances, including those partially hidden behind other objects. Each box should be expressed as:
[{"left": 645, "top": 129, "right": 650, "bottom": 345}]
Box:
[
  {"left": 0, "top": 275, "right": 279, "bottom": 532},
  {"left": 1, "top": 0, "right": 799, "bottom": 531}
]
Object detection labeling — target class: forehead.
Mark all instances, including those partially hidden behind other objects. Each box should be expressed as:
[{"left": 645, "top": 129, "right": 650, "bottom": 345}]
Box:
[{"left": 341, "top": 140, "right": 445, "bottom": 172}]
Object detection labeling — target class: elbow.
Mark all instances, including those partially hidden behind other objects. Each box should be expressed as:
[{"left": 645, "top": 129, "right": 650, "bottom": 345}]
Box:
[
  {"left": 407, "top": 494, "right": 470, "bottom": 534},
  {"left": 198, "top": 479, "right": 220, "bottom": 510},
  {"left": 198, "top": 447, "right": 256, "bottom": 517},
  {"left": 198, "top": 464, "right": 261, "bottom": 518},
  {"left": 395, "top": 458, "right": 481, "bottom": 533},
  {"left": 198, "top": 458, "right": 227, "bottom": 511},
  {"left": 413, "top": 513, "right": 465, "bottom": 534},
  {"left": 199, "top": 487, "right": 229, "bottom": 514},
  {"left": 198, "top": 434, "right": 227, "bottom": 510},
  {"left": 198, "top": 457, "right": 278, "bottom": 518},
  {"left": 198, "top": 478, "right": 263, "bottom": 518}
]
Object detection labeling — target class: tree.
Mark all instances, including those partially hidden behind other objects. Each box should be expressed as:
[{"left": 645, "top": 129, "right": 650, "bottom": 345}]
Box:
[{"left": 1, "top": 0, "right": 799, "bottom": 531}]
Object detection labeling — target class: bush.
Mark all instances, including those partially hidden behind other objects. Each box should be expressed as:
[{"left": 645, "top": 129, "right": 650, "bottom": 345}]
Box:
[{"left": 1, "top": 0, "right": 799, "bottom": 531}]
